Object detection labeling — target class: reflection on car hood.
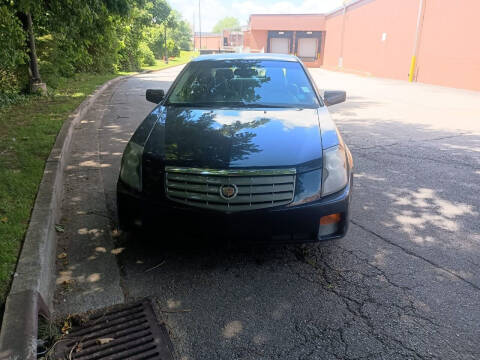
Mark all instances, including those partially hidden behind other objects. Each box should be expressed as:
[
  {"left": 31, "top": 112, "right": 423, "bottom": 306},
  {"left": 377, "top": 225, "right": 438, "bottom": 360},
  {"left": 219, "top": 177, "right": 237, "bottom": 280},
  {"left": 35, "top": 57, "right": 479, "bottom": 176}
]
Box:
[{"left": 153, "top": 107, "right": 324, "bottom": 169}]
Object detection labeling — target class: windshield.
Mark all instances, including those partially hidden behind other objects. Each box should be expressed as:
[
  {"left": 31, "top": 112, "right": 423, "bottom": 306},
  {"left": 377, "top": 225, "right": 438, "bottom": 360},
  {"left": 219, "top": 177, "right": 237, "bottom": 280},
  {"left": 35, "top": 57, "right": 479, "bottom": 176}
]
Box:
[{"left": 166, "top": 59, "right": 320, "bottom": 108}]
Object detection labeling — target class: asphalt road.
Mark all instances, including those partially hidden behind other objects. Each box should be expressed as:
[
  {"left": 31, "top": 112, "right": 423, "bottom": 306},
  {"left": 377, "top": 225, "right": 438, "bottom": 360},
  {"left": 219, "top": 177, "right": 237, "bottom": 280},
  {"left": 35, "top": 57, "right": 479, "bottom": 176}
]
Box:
[{"left": 54, "top": 65, "right": 480, "bottom": 359}]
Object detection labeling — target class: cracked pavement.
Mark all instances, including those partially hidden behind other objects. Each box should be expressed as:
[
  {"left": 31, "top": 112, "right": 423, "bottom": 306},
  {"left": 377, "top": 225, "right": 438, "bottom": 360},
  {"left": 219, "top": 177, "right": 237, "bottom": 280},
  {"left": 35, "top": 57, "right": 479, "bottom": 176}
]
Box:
[{"left": 54, "top": 66, "right": 480, "bottom": 359}]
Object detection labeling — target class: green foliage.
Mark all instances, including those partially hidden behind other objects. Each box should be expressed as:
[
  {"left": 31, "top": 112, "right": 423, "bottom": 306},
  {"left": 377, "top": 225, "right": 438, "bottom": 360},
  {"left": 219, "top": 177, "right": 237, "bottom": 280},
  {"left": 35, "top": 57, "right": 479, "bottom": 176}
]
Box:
[
  {"left": 167, "top": 39, "right": 180, "bottom": 58},
  {"left": 212, "top": 17, "right": 240, "bottom": 33},
  {"left": 0, "top": 0, "right": 193, "bottom": 97},
  {"left": 145, "top": 26, "right": 165, "bottom": 59},
  {"left": 147, "top": 0, "right": 171, "bottom": 24},
  {"left": 170, "top": 11, "right": 191, "bottom": 50},
  {"left": 139, "top": 41, "right": 156, "bottom": 66},
  {"left": 0, "top": 4, "right": 27, "bottom": 97}
]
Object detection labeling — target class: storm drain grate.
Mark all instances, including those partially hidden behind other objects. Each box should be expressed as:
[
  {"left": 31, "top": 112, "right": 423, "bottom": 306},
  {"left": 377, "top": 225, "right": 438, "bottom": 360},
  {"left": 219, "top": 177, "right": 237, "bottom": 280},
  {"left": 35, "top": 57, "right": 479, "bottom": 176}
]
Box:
[{"left": 54, "top": 299, "right": 174, "bottom": 360}]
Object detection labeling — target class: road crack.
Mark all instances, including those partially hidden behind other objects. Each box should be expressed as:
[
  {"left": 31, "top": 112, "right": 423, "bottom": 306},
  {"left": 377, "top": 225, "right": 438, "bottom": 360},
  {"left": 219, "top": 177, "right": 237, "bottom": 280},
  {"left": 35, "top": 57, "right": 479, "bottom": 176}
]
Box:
[{"left": 350, "top": 219, "right": 480, "bottom": 291}]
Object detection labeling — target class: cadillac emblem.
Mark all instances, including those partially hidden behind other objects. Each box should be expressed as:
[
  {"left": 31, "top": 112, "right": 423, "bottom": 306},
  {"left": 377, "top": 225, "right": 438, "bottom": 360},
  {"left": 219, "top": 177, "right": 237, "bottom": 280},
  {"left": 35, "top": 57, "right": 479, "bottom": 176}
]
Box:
[{"left": 220, "top": 184, "right": 238, "bottom": 200}]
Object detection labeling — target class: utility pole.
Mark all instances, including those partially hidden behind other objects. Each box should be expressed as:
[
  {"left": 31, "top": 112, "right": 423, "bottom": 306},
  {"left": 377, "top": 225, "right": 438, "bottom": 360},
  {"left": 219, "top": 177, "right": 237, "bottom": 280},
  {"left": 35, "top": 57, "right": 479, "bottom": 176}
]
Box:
[
  {"left": 192, "top": 10, "right": 195, "bottom": 51},
  {"left": 164, "top": 25, "right": 168, "bottom": 64},
  {"left": 339, "top": 0, "right": 348, "bottom": 68},
  {"left": 198, "top": 0, "right": 202, "bottom": 51}
]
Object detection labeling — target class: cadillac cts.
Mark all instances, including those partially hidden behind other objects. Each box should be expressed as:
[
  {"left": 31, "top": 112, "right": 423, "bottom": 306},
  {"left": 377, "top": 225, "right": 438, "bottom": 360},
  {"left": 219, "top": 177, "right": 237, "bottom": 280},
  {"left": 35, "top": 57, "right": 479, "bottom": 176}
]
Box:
[{"left": 117, "top": 53, "right": 353, "bottom": 242}]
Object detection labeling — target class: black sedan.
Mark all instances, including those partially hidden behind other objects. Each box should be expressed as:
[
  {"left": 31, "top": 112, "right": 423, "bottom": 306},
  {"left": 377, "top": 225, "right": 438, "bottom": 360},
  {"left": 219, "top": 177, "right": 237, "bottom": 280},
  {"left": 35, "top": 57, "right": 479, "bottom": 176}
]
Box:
[{"left": 117, "top": 53, "right": 353, "bottom": 243}]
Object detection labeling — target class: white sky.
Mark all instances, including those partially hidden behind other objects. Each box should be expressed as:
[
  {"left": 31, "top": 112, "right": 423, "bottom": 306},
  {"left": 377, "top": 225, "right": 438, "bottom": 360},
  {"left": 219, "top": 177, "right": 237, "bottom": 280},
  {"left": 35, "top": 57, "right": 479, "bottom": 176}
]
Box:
[{"left": 168, "top": 0, "right": 345, "bottom": 32}]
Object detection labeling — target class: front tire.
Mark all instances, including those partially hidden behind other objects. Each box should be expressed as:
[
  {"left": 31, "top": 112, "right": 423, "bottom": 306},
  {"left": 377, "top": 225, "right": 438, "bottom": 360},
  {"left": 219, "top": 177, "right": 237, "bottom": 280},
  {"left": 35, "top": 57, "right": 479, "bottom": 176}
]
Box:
[{"left": 117, "top": 196, "right": 136, "bottom": 231}]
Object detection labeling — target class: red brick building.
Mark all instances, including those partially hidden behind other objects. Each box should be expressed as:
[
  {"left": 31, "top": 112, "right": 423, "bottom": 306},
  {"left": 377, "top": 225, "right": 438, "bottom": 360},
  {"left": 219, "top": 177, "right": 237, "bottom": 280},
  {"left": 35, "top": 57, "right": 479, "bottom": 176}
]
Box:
[
  {"left": 194, "top": 32, "right": 222, "bottom": 52},
  {"left": 243, "top": 14, "right": 326, "bottom": 67},
  {"left": 194, "top": 30, "right": 244, "bottom": 53},
  {"left": 242, "top": 0, "right": 480, "bottom": 91}
]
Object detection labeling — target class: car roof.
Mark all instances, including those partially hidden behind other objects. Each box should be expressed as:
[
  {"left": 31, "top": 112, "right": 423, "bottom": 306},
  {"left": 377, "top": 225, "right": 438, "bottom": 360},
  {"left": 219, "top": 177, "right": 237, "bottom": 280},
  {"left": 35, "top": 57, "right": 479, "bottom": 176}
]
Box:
[{"left": 191, "top": 53, "right": 300, "bottom": 63}]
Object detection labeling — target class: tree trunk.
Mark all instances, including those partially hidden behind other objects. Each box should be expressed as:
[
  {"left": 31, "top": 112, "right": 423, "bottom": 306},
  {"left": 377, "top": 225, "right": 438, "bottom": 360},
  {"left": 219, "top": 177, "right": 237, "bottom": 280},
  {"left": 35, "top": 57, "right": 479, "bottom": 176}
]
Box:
[{"left": 26, "top": 12, "right": 41, "bottom": 83}]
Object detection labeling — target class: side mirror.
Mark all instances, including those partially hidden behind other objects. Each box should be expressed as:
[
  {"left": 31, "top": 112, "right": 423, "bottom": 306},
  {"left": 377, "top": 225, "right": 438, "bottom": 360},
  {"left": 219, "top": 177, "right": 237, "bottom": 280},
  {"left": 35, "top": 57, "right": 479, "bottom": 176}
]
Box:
[
  {"left": 146, "top": 89, "right": 165, "bottom": 104},
  {"left": 324, "top": 90, "right": 346, "bottom": 106}
]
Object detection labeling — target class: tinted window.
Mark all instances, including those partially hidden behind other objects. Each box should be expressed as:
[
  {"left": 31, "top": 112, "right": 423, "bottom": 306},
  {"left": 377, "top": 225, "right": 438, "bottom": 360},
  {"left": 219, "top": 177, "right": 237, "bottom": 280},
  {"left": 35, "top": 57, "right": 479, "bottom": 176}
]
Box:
[{"left": 166, "top": 60, "right": 319, "bottom": 108}]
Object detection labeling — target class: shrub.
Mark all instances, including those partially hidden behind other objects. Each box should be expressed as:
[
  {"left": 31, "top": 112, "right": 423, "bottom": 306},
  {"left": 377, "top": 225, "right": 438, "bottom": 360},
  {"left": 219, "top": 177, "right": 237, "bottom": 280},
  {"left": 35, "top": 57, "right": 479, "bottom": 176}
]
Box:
[
  {"left": 139, "top": 42, "right": 156, "bottom": 66},
  {"left": 0, "top": 5, "right": 27, "bottom": 96},
  {"left": 167, "top": 39, "right": 180, "bottom": 58}
]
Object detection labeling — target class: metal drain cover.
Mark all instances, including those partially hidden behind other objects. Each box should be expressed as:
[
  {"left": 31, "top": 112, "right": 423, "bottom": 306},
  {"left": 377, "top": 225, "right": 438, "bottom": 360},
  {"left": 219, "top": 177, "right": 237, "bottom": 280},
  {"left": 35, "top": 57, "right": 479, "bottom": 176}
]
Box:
[{"left": 54, "top": 299, "right": 174, "bottom": 360}]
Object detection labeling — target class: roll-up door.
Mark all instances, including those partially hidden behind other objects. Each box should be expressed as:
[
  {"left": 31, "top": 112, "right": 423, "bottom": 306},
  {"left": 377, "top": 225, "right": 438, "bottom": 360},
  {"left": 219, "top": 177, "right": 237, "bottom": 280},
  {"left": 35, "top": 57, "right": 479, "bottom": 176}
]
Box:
[
  {"left": 297, "top": 38, "right": 318, "bottom": 59},
  {"left": 270, "top": 38, "right": 290, "bottom": 54}
]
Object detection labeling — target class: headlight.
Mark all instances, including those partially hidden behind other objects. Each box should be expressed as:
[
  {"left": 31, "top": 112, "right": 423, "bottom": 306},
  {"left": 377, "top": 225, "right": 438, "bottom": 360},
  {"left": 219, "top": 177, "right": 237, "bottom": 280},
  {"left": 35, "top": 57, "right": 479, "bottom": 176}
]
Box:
[
  {"left": 322, "top": 145, "right": 348, "bottom": 196},
  {"left": 119, "top": 141, "right": 144, "bottom": 191},
  {"left": 289, "top": 169, "right": 322, "bottom": 206}
]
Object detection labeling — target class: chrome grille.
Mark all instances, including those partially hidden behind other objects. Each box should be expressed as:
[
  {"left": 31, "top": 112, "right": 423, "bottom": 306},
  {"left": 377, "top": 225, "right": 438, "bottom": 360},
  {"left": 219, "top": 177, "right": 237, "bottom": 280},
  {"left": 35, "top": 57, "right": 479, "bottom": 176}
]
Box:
[{"left": 165, "top": 166, "right": 296, "bottom": 212}]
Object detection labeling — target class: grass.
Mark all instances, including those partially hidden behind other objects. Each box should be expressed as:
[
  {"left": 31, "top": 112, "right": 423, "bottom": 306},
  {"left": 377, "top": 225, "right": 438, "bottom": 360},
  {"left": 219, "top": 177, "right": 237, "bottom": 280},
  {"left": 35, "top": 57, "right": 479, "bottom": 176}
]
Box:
[
  {"left": 140, "top": 50, "right": 199, "bottom": 72},
  {"left": 0, "top": 51, "right": 196, "bottom": 313},
  {"left": 116, "top": 50, "right": 199, "bottom": 76}
]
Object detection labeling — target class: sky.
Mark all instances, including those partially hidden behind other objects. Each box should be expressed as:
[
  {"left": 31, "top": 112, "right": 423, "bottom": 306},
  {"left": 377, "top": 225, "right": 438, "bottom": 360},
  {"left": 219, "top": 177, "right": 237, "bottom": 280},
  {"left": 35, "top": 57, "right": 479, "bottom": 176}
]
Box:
[{"left": 168, "top": 0, "right": 345, "bottom": 32}]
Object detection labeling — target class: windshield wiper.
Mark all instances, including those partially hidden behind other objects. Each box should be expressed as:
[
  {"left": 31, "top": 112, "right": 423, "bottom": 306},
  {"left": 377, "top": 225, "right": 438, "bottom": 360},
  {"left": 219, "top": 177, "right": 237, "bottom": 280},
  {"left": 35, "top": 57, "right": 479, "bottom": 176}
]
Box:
[
  {"left": 166, "top": 102, "right": 296, "bottom": 109},
  {"left": 166, "top": 102, "right": 217, "bottom": 107},
  {"left": 242, "top": 103, "right": 291, "bottom": 108}
]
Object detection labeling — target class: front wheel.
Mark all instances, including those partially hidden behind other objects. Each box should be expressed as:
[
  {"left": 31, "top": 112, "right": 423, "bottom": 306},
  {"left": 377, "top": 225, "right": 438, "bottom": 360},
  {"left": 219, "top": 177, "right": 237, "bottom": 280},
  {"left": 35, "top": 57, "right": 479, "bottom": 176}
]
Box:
[{"left": 117, "top": 196, "right": 138, "bottom": 231}]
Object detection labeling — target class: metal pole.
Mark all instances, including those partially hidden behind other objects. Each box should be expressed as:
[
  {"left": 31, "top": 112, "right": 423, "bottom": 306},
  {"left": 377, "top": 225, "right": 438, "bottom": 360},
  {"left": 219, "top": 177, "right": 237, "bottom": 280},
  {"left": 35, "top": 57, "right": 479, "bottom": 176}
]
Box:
[
  {"left": 409, "top": 0, "right": 425, "bottom": 82},
  {"left": 192, "top": 10, "right": 195, "bottom": 51},
  {"left": 164, "top": 25, "right": 168, "bottom": 63},
  {"left": 198, "top": 0, "right": 202, "bottom": 51},
  {"left": 338, "top": 1, "right": 347, "bottom": 68}
]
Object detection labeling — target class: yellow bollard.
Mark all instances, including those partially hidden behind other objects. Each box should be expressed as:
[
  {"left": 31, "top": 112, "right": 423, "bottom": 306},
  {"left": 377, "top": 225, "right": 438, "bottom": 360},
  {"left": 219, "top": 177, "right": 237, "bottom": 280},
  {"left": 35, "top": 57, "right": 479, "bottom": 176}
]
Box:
[{"left": 409, "top": 55, "right": 416, "bottom": 82}]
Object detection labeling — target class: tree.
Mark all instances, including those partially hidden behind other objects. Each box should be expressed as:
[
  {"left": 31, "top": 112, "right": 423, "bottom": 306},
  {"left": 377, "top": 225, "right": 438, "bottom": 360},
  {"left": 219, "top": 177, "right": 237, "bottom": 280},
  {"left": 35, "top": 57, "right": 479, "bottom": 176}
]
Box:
[
  {"left": 147, "top": 0, "right": 171, "bottom": 24},
  {"left": 0, "top": 0, "right": 192, "bottom": 100},
  {"left": 212, "top": 17, "right": 240, "bottom": 33},
  {"left": 163, "top": 12, "right": 177, "bottom": 62},
  {"left": 0, "top": 4, "right": 26, "bottom": 98},
  {"left": 170, "top": 10, "right": 192, "bottom": 50},
  {"left": 11, "top": 0, "right": 46, "bottom": 93}
]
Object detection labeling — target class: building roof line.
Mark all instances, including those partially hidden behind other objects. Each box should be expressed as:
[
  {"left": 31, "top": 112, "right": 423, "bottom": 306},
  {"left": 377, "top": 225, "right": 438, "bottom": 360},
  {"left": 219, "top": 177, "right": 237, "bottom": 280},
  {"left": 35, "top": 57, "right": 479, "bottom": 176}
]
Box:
[
  {"left": 249, "top": 13, "right": 324, "bottom": 16},
  {"left": 247, "top": 1, "right": 371, "bottom": 23},
  {"left": 325, "top": 0, "right": 373, "bottom": 18}
]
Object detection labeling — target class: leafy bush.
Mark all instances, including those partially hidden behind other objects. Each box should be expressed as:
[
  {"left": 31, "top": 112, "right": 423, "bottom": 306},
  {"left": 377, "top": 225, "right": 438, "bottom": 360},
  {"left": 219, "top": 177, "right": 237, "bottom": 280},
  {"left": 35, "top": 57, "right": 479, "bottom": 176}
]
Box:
[
  {"left": 167, "top": 39, "right": 180, "bottom": 58},
  {"left": 139, "top": 42, "right": 156, "bottom": 66},
  {"left": 0, "top": 0, "right": 193, "bottom": 99},
  {"left": 145, "top": 26, "right": 165, "bottom": 59},
  {"left": 0, "top": 5, "right": 27, "bottom": 96}
]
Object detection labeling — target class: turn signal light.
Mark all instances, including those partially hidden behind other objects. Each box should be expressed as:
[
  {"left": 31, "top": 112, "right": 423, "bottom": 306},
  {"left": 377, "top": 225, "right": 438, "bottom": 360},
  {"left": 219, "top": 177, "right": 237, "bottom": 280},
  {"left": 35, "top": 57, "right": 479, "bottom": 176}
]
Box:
[{"left": 320, "top": 213, "right": 341, "bottom": 225}]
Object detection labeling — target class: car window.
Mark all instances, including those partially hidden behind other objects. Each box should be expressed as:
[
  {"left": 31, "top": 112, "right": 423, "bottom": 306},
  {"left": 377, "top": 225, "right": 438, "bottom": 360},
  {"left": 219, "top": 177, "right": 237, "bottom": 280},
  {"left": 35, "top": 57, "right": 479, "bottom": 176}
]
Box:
[{"left": 166, "top": 60, "right": 320, "bottom": 108}]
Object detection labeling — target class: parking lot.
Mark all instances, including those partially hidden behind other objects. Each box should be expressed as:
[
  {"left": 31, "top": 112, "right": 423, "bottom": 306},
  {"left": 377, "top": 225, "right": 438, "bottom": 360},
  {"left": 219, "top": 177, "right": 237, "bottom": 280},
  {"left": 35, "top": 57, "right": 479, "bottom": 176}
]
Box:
[{"left": 54, "top": 65, "right": 480, "bottom": 359}]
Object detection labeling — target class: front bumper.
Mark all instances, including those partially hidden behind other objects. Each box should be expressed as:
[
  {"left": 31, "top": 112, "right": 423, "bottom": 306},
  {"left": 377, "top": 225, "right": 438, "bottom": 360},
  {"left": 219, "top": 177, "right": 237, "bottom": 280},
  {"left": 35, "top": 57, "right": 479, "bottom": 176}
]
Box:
[{"left": 117, "top": 176, "right": 352, "bottom": 243}]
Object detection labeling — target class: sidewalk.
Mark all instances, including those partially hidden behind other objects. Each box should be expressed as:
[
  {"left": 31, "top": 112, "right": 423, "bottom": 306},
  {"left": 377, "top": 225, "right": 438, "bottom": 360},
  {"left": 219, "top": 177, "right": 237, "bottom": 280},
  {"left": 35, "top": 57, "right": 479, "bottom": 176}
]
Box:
[
  {"left": 53, "top": 79, "right": 126, "bottom": 315},
  {"left": 52, "top": 67, "right": 181, "bottom": 316}
]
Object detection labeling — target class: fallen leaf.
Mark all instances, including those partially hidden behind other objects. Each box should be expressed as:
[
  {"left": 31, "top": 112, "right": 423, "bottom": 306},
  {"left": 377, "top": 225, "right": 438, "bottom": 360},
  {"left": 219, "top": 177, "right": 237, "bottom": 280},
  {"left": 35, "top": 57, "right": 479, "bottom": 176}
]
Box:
[
  {"left": 0, "top": 217, "right": 7, "bottom": 223},
  {"left": 57, "top": 252, "right": 67, "bottom": 259},
  {"left": 61, "top": 320, "right": 72, "bottom": 334},
  {"left": 96, "top": 338, "right": 114, "bottom": 345},
  {"left": 55, "top": 224, "right": 65, "bottom": 233}
]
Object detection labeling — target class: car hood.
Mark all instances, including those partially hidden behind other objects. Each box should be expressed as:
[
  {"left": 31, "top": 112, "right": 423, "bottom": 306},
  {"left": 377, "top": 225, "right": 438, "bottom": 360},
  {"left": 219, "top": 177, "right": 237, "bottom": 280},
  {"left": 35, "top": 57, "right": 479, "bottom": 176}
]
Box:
[{"left": 145, "top": 106, "right": 324, "bottom": 169}]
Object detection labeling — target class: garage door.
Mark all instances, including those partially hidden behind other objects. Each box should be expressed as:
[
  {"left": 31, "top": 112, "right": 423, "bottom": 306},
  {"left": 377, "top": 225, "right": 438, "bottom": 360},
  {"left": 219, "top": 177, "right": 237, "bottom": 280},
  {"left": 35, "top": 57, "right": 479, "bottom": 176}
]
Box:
[
  {"left": 297, "top": 38, "right": 318, "bottom": 59},
  {"left": 270, "top": 38, "right": 290, "bottom": 54}
]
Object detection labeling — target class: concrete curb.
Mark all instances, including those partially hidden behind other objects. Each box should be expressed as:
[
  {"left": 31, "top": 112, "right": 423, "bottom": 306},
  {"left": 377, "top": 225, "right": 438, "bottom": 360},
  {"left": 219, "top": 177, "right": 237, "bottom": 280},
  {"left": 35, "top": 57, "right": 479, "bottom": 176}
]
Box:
[{"left": 0, "top": 75, "right": 127, "bottom": 360}]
